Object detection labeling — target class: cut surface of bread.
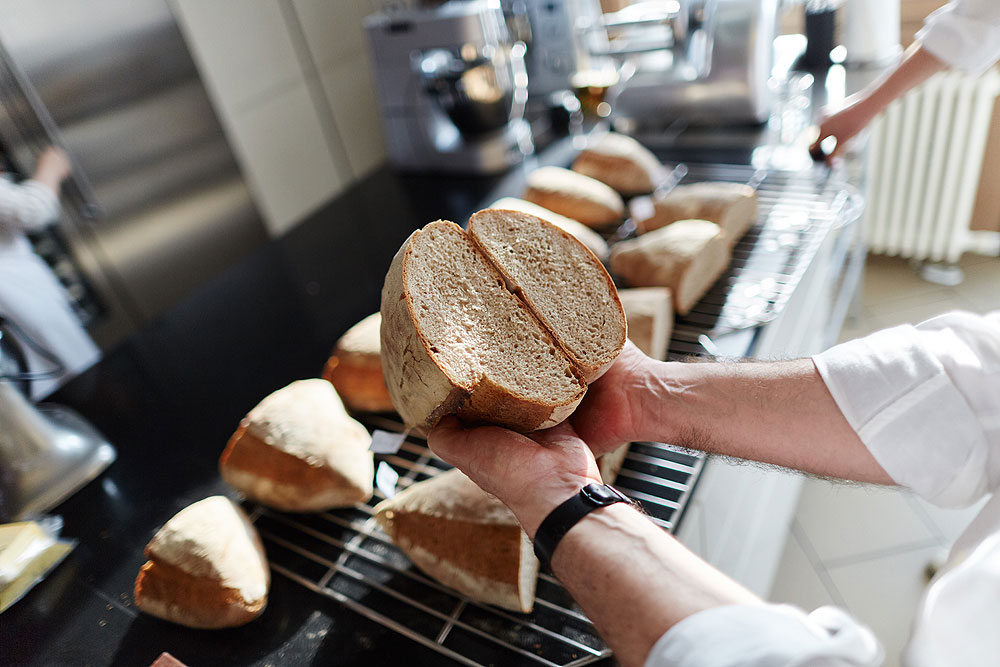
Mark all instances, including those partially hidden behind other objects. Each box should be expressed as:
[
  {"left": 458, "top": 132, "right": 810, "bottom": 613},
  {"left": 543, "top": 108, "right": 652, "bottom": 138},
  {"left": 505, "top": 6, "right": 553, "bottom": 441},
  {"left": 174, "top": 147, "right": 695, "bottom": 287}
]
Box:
[
  {"left": 617, "top": 287, "right": 673, "bottom": 361},
  {"left": 323, "top": 312, "right": 395, "bottom": 413},
  {"left": 610, "top": 220, "right": 730, "bottom": 316},
  {"left": 220, "top": 379, "right": 374, "bottom": 511},
  {"left": 383, "top": 217, "right": 626, "bottom": 433},
  {"left": 134, "top": 496, "right": 269, "bottom": 629},
  {"left": 522, "top": 166, "right": 625, "bottom": 228},
  {"left": 374, "top": 469, "right": 538, "bottom": 612},
  {"left": 640, "top": 182, "right": 758, "bottom": 243},
  {"left": 489, "top": 197, "right": 610, "bottom": 261},
  {"left": 469, "top": 209, "right": 625, "bottom": 381},
  {"left": 571, "top": 132, "right": 666, "bottom": 196}
]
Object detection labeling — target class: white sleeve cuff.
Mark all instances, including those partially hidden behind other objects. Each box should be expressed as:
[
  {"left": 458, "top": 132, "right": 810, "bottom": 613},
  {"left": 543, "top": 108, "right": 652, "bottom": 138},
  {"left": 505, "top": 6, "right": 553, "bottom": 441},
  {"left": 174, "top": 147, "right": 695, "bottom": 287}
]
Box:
[
  {"left": 813, "top": 322, "right": 993, "bottom": 507},
  {"left": 916, "top": 2, "right": 1000, "bottom": 75},
  {"left": 645, "top": 604, "right": 882, "bottom": 667}
]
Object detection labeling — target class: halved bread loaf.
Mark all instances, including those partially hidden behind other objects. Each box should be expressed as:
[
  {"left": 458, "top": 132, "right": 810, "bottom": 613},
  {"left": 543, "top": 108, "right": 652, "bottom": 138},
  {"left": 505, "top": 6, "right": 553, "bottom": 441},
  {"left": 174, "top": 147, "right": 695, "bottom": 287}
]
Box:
[
  {"left": 374, "top": 469, "right": 538, "bottom": 613},
  {"left": 381, "top": 215, "right": 624, "bottom": 433},
  {"left": 617, "top": 287, "right": 674, "bottom": 361},
  {"left": 638, "top": 182, "right": 758, "bottom": 244},
  {"left": 468, "top": 209, "right": 626, "bottom": 381},
  {"left": 220, "top": 379, "right": 374, "bottom": 511},
  {"left": 134, "top": 496, "right": 269, "bottom": 629},
  {"left": 571, "top": 132, "right": 666, "bottom": 196},
  {"left": 489, "top": 197, "right": 610, "bottom": 261},
  {"left": 323, "top": 312, "right": 395, "bottom": 413},
  {"left": 609, "top": 220, "right": 730, "bottom": 316},
  {"left": 522, "top": 166, "right": 625, "bottom": 228}
]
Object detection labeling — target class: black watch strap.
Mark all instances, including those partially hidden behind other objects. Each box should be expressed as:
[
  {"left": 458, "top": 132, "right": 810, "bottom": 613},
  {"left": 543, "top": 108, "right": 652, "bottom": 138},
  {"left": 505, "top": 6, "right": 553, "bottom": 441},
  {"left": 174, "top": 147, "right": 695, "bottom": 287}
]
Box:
[{"left": 533, "top": 483, "right": 633, "bottom": 570}]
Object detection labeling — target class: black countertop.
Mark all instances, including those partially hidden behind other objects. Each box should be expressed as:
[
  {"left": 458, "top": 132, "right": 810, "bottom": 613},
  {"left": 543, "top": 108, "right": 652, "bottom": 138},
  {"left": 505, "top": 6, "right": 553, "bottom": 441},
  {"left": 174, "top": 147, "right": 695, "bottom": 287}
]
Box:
[{"left": 2, "top": 106, "right": 812, "bottom": 664}]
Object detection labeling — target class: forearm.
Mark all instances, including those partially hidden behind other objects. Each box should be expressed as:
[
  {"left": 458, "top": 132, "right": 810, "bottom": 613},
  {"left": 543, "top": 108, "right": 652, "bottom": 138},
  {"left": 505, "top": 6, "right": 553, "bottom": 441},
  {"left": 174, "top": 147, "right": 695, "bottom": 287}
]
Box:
[
  {"left": 547, "top": 503, "right": 760, "bottom": 667},
  {"left": 633, "top": 358, "right": 893, "bottom": 485},
  {"left": 848, "top": 42, "right": 947, "bottom": 120}
]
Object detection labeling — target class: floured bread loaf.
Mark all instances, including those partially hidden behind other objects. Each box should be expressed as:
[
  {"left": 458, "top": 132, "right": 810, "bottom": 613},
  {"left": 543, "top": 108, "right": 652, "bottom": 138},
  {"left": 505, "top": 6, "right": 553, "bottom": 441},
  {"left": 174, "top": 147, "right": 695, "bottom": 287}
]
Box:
[
  {"left": 523, "top": 166, "right": 625, "bottom": 228},
  {"left": 381, "top": 213, "right": 625, "bottom": 433},
  {"left": 617, "top": 287, "right": 673, "bottom": 361},
  {"left": 489, "top": 197, "right": 610, "bottom": 261},
  {"left": 134, "top": 496, "right": 269, "bottom": 629},
  {"left": 220, "top": 379, "right": 374, "bottom": 511},
  {"left": 323, "top": 313, "right": 395, "bottom": 413},
  {"left": 597, "top": 444, "right": 631, "bottom": 484},
  {"left": 374, "top": 469, "right": 538, "bottom": 612},
  {"left": 571, "top": 132, "right": 666, "bottom": 196},
  {"left": 638, "top": 182, "right": 758, "bottom": 244},
  {"left": 610, "top": 220, "right": 730, "bottom": 316}
]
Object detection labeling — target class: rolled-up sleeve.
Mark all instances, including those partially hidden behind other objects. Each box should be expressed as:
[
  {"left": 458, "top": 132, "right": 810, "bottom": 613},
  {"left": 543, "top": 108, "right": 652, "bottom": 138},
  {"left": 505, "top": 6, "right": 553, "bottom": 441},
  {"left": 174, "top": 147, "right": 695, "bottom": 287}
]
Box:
[
  {"left": 916, "top": 0, "right": 1000, "bottom": 75},
  {"left": 0, "top": 178, "right": 60, "bottom": 233},
  {"left": 813, "top": 310, "right": 1000, "bottom": 508},
  {"left": 645, "top": 604, "right": 882, "bottom": 667}
]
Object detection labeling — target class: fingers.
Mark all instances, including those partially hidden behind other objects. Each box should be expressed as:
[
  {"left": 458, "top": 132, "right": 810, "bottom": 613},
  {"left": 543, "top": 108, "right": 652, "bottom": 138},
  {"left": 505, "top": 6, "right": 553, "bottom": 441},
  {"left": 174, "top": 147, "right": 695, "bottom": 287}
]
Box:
[{"left": 427, "top": 416, "right": 535, "bottom": 478}]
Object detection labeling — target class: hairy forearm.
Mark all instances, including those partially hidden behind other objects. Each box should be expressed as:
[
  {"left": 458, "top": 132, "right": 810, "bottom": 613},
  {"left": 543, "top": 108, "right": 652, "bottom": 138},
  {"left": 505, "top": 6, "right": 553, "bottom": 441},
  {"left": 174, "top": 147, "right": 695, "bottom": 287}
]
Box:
[
  {"left": 549, "top": 503, "right": 760, "bottom": 667},
  {"left": 634, "top": 358, "right": 893, "bottom": 484}
]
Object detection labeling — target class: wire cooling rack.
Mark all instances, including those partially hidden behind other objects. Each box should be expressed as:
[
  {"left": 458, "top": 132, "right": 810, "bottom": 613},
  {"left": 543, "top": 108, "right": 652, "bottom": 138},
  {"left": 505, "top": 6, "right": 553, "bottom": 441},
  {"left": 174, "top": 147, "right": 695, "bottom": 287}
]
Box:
[{"left": 249, "top": 162, "right": 857, "bottom": 665}]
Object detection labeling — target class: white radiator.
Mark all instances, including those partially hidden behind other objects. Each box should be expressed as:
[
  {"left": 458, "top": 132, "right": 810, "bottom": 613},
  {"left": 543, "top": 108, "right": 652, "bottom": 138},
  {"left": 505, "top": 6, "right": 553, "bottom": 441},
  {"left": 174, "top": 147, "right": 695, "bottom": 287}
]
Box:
[{"left": 865, "top": 68, "right": 1000, "bottom": 264}]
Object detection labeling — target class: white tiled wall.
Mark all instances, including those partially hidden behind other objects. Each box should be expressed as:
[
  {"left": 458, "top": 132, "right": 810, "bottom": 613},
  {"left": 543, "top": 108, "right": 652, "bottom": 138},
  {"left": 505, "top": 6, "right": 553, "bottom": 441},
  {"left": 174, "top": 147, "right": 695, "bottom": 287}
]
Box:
[{"left": 170, "top": 0, "right": 386, "bottom": 236}]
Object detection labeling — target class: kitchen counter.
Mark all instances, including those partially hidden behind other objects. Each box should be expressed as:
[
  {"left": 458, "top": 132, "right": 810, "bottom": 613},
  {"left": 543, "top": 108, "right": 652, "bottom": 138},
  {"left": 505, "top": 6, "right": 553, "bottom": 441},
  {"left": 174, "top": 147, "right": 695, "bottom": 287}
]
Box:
[{"left": 2, "top": 70, "right": 861, "bottom": 662}]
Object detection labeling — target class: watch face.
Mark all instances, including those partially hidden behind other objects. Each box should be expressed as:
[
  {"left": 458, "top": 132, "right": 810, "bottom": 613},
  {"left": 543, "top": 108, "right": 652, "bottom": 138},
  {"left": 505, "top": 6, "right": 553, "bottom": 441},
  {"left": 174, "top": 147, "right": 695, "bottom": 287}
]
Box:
[{"left": 581, "top": 483, "right": 627, "bottom": 505}]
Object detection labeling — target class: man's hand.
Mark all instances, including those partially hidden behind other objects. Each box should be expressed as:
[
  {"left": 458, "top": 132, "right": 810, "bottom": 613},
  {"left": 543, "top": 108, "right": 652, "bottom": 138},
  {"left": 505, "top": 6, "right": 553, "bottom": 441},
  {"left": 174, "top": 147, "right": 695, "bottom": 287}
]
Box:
[
  {"left": 32, "top": 146, "right": 72, "bottom": 191},
  {"left": 809, "top": 95, "right": 876, "bottom": 164},
  {"left": 427, "top": 417, "right": 602, "bottom": 538},
  {"left": 570, "top": 340, "right": 661, "bottom": 457}
]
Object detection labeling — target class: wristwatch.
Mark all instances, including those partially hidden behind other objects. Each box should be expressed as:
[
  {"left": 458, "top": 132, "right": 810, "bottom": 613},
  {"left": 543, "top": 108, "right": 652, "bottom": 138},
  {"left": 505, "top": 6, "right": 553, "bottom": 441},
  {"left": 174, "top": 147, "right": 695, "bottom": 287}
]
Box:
[{"left": 533, "top": 483, "right": 634, "bottom": 570}]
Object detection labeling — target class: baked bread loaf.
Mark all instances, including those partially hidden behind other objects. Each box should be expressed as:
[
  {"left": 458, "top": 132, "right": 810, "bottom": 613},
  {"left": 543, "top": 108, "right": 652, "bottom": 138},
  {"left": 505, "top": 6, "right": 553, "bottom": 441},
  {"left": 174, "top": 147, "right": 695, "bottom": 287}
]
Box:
[
  {"left": 638, "top": 182, "right": 758, "bottom": 244},
  {"left": 571, "top": 132, "right": 666, "bottom": 196},
  {"left": 597, "top": 444, "right": 630, "bottom": 484},
  {"left": 323, "top": 313, "right": 395, "bottom": 413},
  {"left": 617, "top": 287, "right": 673, "bottom": 361},
  {"left": 381, "top": 212, "right": 625, "bottom": 433},
  {"left": 374, "top": 469, "right": 538, "bottom": 612},
  {"left": 134, "top": 496, "right": 269, "bottom": 629},
  {"left": 522, "top": 166, "right": 625, "bottom": 228},
  {"left": 220, "top": 379, "right": 374, "bottom": 511},
  {"left": 489, "top": 197, "right": 610, "bottom": 261},
  {"left": 609, "top": 220, "right": 730, "bottom": 316}
]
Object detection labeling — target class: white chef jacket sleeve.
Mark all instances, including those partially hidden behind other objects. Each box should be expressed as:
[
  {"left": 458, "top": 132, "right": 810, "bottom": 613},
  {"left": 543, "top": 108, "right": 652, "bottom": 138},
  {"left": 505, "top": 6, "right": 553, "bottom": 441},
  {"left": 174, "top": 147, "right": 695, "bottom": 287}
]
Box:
[
  {"left": 645, "top": 604, "right": 883, "bottom": 667},
  {"left": 0, "top": 178, "right": 60, "bottom": 233},
  {"left": 915, "top": 0, "right": 1000, "bottom": 75},
  {"left": 813, "top": 310, "right": 1000, "bottom": 508}
]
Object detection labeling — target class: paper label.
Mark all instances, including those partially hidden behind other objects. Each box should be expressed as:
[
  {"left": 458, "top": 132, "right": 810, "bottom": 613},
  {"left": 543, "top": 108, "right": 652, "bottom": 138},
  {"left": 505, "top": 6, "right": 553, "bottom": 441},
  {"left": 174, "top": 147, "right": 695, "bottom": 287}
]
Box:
[
  {"left": 375, "top": 461, "right": 400, "bottom": 499},
  {"left": 369, "top": 429, "right": 406, "bottom": 455}
]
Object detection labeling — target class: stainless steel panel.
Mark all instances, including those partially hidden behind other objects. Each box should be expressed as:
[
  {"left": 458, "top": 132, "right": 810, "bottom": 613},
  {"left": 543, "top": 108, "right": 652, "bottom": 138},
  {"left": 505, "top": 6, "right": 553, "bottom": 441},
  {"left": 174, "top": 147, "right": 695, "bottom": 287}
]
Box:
[{"left": 0, "top": 0, "right": 268, "bottom": 348}]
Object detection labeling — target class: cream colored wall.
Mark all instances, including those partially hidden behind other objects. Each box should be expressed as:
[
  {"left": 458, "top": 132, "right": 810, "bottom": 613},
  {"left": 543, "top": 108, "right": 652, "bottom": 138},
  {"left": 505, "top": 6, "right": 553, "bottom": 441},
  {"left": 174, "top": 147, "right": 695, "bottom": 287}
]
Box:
[{"left": 170, "top": 0, "right": 386, "bottom": 237}]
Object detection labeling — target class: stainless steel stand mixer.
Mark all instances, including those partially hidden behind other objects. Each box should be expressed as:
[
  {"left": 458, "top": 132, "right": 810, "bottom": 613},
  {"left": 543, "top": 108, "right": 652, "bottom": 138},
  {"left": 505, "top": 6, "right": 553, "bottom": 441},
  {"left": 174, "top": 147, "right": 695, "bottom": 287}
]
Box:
[{"left": 0, "top": 316, "right": 114, "bottom": 522}]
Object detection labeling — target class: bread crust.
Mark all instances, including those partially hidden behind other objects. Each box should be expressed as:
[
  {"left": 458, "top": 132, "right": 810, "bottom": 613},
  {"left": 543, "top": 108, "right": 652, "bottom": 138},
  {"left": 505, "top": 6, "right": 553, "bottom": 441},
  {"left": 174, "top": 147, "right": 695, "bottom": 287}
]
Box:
[
  {"left": 523, "top": 167, "right": 625, "bottom": 228},
  {"left": 380, "top": 222, "right": 586, "bottom": 434},
  {"left": 570, "top": 133, "right": 665, "bottom": 196},
  {"left": 639, "top": 182, "right": 758, "bottom": 244}
]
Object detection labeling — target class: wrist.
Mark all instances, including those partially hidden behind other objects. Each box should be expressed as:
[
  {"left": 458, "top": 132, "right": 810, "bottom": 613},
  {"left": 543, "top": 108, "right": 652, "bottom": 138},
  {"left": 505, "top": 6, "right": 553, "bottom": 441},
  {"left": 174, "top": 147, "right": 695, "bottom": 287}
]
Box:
[{"left": 511, "top": 473, "right": 602, "bottom": 541}]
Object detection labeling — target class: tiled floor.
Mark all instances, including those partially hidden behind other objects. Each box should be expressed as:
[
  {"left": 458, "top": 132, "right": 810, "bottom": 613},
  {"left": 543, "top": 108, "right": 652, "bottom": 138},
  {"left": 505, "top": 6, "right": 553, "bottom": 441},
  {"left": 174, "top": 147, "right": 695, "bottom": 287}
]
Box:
[{"left": 768, "top": 251, "right": 1000, "bottom": 667}]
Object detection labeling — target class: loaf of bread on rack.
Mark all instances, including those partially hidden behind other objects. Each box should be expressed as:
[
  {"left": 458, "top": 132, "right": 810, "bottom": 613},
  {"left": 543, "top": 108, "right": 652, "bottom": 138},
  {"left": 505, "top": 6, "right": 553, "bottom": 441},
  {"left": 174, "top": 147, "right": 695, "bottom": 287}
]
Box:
[
  {"left": 571, "top": 132, "right": 666, "bottom": 196},
  {"left": 220, "top": 379, "right": 374, "bottom": 511},
  {"left": 609, "top": 220, "right": 730, "bottom": 316},
  {"left": 489, "top": 197, "right": 610, "bottom": 261},
  {"left": 380, "top": 211, "right": 626, "bottom": 434},
  {"left": 638, "top": 182, "right": 758, "bottom": 244},
  {"left": 617, "top": 287, "right": 673, "bottom": 361},
  {"left": 134, "top": 496, "right": 269, "bottom": 629},
  {"left": 323, "top": 312, "right": 395, "bottom": 413},
  {"left": 597, "top": 444, "right": 631, "bottom": 484},
  {"left": 522, "top": 166, "right": 625, "bottom": 228},
  {"left": 374, "top": 468, "right": 538, "bottom": 613}
]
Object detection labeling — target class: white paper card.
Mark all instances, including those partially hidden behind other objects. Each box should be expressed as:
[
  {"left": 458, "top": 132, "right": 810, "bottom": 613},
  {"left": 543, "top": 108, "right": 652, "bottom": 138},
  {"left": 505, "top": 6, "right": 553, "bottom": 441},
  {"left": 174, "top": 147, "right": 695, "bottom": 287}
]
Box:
[
  {"left": 376, "top": 461, "right": 399, "bottom": 499},
  {"left": 370, "top": 429, "right": 406, "bottom": 455}
]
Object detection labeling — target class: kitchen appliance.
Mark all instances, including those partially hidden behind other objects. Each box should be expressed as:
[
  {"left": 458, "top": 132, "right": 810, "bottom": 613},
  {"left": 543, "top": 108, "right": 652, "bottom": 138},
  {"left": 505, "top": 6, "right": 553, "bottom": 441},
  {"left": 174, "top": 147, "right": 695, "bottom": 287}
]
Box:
[
  {"left": 0, "top": 318, "right": 115, "bottom": 522},
  {"left": 365, "top": 0, "right": 534, "bottom": 174},
  {"left": 0, "top": 0, "right": 268, "bottom": 353},
  {"left": 609, "top": 0, "right": 779, "bottom": 130}
]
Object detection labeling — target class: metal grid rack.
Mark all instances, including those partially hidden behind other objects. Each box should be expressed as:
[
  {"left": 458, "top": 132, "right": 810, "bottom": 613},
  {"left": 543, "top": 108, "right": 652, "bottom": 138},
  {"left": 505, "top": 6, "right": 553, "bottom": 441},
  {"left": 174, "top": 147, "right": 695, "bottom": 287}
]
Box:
[{"left": 249, "top": 162, "right": 857, "bottom": 666}]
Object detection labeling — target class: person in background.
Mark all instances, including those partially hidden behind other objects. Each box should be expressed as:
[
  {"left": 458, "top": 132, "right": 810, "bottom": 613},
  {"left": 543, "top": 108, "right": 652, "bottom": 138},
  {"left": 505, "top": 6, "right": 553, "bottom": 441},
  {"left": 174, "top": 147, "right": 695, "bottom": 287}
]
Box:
[
  {"left": 811, "top": 0, "right": 1000, "bottom": 161},
  {"left": 429, "top": 309, "right": 1000, "bottom": 666},
  {"left": 0, "top": 145, "right": 99, "bottom": 399}
]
